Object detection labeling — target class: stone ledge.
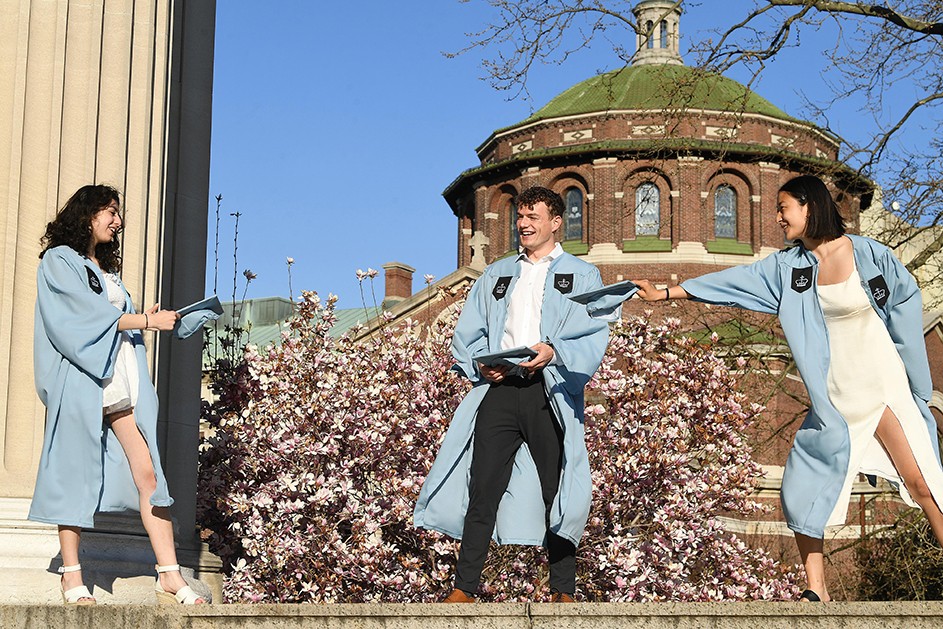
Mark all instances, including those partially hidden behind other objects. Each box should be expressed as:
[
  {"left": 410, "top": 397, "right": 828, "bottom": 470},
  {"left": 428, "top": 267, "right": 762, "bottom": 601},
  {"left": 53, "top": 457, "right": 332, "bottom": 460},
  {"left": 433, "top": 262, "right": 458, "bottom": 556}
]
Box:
[{"left": 5, "top": 602, "right": 943, "bottom": 629}]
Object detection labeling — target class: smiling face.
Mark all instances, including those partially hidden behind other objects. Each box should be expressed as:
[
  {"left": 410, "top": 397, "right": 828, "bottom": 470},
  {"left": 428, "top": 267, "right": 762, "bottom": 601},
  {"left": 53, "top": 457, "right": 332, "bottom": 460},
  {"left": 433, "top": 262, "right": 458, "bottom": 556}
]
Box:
[
  {"left": 776, "top": 191, "right": 808, "bottom": 242},
  {"left": 89, "top": 201, "right": 122, "bottom": 248},
  {"left": 517, "top": 200, "right": 562, "bottom": 258}
]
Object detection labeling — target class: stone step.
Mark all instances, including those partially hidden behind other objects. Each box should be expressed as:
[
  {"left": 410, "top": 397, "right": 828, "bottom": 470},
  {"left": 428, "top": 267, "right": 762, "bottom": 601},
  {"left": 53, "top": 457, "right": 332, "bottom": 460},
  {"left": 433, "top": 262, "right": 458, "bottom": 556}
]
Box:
[{"left": 4, "top": 601, "right": 943, "bottom": 629}]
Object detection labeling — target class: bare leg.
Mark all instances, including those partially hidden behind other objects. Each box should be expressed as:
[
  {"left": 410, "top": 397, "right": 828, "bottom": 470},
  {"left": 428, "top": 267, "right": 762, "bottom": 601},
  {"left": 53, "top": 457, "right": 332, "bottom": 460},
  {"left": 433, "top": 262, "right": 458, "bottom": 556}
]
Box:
[
  {"left": 58, "top": 526, "right": 94, "bottom": 601},
  {"left": 874, "top": 406, "right": 943, "bottom": 544},
  {"left": 795, "top": 533, "right": 830, "bottom": 601},
  {"left": 106, "top": 410, "right": 203, "bottom": 601}
]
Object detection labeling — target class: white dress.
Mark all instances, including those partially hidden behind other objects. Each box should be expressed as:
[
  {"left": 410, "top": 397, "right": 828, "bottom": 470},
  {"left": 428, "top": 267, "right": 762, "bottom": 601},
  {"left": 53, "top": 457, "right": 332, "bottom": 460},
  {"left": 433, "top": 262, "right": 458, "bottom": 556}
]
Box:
[
  {"left": 101, "top": 273, "right": 140, "bottom": 415},
  {"left": 819, "top": 263, "right": 943, "bottom": 525}
]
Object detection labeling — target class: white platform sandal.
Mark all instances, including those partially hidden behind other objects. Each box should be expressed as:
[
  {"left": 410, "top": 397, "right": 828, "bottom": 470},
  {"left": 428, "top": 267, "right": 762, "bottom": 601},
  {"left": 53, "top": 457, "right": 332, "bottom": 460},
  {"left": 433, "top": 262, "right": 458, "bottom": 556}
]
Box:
[
  {"left": 155, "top": 564, "right": 205, "bottom": 605},
  {"left": 59, "top": 564, "right": 95, "bottom": 605}
]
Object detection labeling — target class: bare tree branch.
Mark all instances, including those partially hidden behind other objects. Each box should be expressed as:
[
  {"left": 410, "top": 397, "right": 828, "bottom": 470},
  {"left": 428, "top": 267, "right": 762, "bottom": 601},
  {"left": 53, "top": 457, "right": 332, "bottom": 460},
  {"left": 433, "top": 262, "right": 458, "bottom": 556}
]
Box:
[
  {"left": 701, "top": 2, "right": 817, "bottom": 71},
  {"left": 868, "top": 91, "right": 943, "bottom": 167},
  {"left": 905, "top": 228, "right": 943, "bottom": 272},
  {"left": 767, "top": 0, "right": 943, "bottom": 34}
]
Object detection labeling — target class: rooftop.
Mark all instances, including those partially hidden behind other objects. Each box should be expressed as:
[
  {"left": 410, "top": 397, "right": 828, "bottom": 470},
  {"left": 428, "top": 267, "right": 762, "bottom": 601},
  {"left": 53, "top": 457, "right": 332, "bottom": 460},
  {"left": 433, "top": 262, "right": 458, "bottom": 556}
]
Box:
[{"left": 517, "top": 64, "right": 792, "bottom": 127}]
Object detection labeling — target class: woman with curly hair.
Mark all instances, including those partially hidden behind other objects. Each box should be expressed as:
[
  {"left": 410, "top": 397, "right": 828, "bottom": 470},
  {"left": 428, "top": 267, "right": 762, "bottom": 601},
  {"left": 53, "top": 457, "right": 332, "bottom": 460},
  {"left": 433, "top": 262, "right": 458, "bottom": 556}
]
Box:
[{"left": 29, "top": 184, "right": 204, "bottom": 605}]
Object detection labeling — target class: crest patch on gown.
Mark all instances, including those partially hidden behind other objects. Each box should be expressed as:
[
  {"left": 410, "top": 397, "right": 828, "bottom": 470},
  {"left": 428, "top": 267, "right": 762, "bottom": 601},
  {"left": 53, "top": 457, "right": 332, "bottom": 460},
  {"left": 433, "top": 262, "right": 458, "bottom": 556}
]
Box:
[
  {"left": 492, "top": 277, "right": 512, "bottom": 300},
  {"left": 554, "top": 274, "right": 574, "bottom": 294},
  {"left": 85, "top": 267, "right": 102, "bottom": 294},
  {"left": 868, "top": 275, "right": 890, "bottom": 308},
  {"left": 791, "top": 266, "right": 813, "bottom": 293}
]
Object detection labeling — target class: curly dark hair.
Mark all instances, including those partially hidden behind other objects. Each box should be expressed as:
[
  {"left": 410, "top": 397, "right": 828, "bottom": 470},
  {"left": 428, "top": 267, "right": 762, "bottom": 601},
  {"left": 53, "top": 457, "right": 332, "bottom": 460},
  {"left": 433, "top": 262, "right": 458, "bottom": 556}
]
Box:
[
  {"left": 40, "top": 184, "right": 123, "bottom": 273},
  {"left": 517, "top": 186, "right": 565, "bottom": 218}
]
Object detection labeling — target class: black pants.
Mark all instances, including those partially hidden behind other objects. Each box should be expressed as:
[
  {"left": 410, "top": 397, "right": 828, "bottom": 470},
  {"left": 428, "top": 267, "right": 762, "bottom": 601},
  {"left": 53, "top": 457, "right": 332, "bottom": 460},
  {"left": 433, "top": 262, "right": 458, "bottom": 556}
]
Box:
[{"left": 454, "top": 374, "right": 577, "bottom": 595}]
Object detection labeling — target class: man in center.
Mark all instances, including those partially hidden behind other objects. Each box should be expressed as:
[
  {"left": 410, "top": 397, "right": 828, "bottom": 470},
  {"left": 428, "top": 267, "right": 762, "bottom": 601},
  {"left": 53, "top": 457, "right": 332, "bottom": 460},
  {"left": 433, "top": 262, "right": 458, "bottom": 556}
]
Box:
[{"left": 414, "top": 186, "right": 610, "bottom": 602}]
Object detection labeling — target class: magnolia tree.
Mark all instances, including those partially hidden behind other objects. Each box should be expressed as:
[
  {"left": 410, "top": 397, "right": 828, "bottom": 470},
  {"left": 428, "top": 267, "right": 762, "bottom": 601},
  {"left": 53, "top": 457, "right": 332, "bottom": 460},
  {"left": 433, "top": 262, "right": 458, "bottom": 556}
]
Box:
[{"left": 197, "top": 288, "right": 799, "bottom": 602}]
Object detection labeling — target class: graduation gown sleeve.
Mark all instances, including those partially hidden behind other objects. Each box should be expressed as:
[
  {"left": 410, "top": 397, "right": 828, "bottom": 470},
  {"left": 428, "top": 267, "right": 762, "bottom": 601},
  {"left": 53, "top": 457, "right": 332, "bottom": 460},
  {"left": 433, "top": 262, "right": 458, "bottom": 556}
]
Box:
[
  {"left": 680, "top": 251, "right": 783, "bottom": 315},
  {"left": 35, "top": 248, "right": 123, "bottom": 386},
  {"left": 877, "top": 247, "right": 932, "bottom": 401},
  {"left": 450, "top": 272, "right": 493, "bottom": 383},
  {"left": 543, "top": 265, "right": 610, "bottom": 395}
]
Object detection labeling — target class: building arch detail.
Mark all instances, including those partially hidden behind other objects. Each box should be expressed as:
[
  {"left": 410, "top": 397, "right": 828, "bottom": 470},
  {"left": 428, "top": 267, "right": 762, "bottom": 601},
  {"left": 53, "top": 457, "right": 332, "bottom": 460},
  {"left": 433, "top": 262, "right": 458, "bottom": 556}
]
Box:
[
  {"left": 549, "top": 173, "right": 591, "bottom": 250},
  {"left": 704, "top": 169, "right": 755, "bottom": 249},
  {"left": 488, "top": 184, "right": 520, "bottom": 256},
  {"left": 622, "top": 168, "right": 672, "bottom": 243}
]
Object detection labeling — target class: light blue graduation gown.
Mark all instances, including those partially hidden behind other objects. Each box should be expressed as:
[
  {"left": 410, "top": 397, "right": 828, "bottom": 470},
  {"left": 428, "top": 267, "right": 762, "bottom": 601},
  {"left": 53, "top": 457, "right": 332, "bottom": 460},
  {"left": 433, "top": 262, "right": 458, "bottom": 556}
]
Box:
[
  {"left": 414, "top": 252, "right": 610, "bottom": 547},
  {"left": 681, "top": 235, "right": 938, "bottom": 538},
  {"left": 29, "top": 245, "right": 173, "bottom": 528}
]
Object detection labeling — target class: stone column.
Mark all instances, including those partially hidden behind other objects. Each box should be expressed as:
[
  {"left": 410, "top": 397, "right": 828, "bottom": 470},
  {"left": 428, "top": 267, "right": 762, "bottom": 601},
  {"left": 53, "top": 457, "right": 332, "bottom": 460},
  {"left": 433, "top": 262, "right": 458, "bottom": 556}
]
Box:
[
  {"left": 473, "top": 182, "right": 491, "bottom": 264},
  {"left": 676, "top": 156, "right": 705, "bottom": 244},
  {"left": 0, "top": 0, "right": 218, "bottom": 603},
  {"left": 758, "top": 162, "right": 783, "bottom": 250}
]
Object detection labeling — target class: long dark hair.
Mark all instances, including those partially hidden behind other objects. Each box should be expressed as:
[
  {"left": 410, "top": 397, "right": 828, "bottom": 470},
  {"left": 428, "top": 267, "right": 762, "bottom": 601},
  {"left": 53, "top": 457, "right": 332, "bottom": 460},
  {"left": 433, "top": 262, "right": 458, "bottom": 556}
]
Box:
[
  {"left": 779, "top": 175, "right": 845, "bottom": 241},
  {"left": 40, "top": 184, "right": 123, "bottom": 273}
]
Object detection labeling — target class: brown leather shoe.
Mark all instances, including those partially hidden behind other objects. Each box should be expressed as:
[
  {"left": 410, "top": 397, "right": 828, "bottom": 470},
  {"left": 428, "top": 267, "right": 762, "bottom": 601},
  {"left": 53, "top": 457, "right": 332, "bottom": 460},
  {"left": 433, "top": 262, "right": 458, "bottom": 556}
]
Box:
[
  {"left": 550, "top": 592, "right": 575, "bottom": 603},
  {"left": 441, "top": 588, "right": 476, "bottom": 603}
]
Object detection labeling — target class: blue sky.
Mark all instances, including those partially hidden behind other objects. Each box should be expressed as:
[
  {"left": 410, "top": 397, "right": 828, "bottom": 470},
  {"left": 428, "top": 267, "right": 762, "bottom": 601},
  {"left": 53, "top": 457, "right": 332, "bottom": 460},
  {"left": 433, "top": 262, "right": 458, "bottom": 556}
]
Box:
[{"left": 207, "top": 1, "right": 898, "bottom": 308}]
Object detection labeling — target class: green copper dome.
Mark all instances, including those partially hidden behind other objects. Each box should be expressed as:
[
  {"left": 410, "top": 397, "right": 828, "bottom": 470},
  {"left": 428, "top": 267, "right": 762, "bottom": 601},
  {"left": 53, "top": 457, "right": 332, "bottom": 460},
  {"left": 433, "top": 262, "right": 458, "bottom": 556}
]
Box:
[{"left": 522, "top": 64, "right": 791, "bottom": 124}]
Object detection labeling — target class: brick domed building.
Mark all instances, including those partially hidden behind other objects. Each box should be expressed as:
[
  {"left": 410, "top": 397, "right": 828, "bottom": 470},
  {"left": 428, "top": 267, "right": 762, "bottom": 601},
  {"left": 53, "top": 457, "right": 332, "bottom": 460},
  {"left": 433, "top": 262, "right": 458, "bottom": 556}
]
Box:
[{"left": 443, "top": 0, "right": 871, "bottom": 288}]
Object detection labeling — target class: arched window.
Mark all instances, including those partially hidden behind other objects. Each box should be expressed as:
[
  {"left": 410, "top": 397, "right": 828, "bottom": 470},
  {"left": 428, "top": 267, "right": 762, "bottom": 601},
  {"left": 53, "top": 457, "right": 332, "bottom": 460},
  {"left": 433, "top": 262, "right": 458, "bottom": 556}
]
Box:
[
  {"left": 564, "top": 188, "right": 583, "bottom": 241},
  {"left": 509, "top": 198, "right": 519, "bottom": 251},
  {"left": 646, "top": 20, "right": 655, "bottom": 49},
  {"left": 660, "top": 21, "right": 668, "bottom": 48},
  {"left": 714, "top": 185, "right": 737, "bottom": 239},
  {"left": 635, "top": 182, "right": 660, "bottom": 236}
]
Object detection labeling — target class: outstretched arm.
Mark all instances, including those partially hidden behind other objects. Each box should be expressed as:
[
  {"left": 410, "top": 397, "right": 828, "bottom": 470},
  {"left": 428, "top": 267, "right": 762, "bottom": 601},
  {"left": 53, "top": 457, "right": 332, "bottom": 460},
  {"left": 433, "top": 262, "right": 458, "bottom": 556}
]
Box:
[
  {"left": 678, "top": 254, "right": 783, "bottom": 315},
  {"left": 634, "top": 280, "right": 691, "bottom": 302}
]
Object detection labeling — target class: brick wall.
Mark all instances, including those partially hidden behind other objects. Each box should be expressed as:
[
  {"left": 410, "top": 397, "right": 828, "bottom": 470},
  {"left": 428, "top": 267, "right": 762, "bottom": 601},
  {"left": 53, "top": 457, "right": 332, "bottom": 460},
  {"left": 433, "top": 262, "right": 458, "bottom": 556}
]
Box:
[{"left": 448, "top": 106, "right": 863, "bottom": 271}]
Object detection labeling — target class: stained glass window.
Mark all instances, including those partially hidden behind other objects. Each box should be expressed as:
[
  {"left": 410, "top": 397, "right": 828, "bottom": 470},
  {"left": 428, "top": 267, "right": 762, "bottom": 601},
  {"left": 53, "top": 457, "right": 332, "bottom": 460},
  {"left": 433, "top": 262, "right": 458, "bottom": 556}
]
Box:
[
  {"left": 714, "top": 185, "right": 737, "bottom": 239},
  {"left": 635, "top": 183, "right": 660, "bottom": 236},
  {"left": 565, "top": 188, "right": 583, "bottom": 241}
]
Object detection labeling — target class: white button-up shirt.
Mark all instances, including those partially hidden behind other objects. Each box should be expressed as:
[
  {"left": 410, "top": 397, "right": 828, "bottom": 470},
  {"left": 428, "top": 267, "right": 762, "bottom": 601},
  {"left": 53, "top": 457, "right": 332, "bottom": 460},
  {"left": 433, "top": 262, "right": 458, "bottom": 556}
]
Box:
[{"left": 501, "top": 242, "right": 564, "bottom": 350}]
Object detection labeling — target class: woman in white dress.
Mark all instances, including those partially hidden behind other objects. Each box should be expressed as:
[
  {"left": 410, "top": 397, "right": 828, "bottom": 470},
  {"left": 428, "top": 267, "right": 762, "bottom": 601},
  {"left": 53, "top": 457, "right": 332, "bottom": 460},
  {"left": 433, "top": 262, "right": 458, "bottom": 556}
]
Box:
[
  {"left": 633, "top": 175, "right": 943, "bottom": 601},
  {"left": 30, "top": 185, "right": 205, "bottom": 605}
]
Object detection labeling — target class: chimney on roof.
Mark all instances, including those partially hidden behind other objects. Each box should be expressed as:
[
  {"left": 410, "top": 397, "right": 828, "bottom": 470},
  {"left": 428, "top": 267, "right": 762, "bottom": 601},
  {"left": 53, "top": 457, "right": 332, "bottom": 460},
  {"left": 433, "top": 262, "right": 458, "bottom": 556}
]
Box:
[{"left": 382, "top": 262, "right": 415, "bottom": 309}]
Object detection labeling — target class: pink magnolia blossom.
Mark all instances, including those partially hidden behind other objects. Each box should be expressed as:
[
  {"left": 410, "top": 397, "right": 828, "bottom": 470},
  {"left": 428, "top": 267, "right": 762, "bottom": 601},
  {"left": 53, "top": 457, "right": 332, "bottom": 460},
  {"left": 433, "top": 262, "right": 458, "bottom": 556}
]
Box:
[{"left": 197, "top": 291, "right": 799, "bottom": 603}]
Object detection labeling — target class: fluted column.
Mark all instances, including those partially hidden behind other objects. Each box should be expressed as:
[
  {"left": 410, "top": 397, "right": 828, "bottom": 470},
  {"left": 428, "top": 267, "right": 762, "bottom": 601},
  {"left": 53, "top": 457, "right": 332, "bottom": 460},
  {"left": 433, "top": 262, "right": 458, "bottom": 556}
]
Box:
[{"left": 0, "top": 0, "right": 216, "bottom": 602}]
